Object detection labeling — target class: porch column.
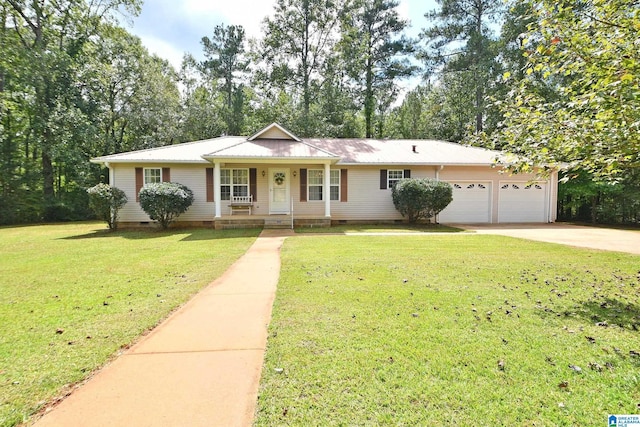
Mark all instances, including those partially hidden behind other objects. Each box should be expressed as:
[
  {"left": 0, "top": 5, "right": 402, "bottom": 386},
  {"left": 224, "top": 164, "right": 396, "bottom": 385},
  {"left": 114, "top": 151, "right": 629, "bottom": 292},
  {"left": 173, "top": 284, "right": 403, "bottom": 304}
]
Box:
[
  {"left": 214, "top": 162, "right": 222, "bottom": 218},
  {"left": 324, "top": 162, "right": 331, "bottom": 218}
]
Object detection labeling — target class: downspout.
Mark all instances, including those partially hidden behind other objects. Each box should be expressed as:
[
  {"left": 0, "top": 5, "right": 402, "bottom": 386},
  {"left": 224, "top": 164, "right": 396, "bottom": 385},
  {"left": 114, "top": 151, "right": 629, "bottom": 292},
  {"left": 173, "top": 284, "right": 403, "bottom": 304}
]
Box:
[
  {"left": 214, "top": 162, "right": 222, "bottom": 218},
  {"left": 324, "top": 162, "right": 331, "bottom": 218},
  {"left": 435, "top": 165, "right": 444, "bottom": 223},
  {"left": 548, "top": 170, "right": 557, "bottom": 223}
]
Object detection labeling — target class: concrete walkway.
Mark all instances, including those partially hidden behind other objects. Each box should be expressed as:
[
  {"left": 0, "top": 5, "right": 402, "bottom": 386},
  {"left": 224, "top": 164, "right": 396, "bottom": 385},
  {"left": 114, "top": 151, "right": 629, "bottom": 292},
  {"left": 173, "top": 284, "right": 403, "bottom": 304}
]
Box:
[
  {"left": 33, "top": 229, "right": 294, "bottom": 427},
  {"left": 461, "top": 223, "right": 640, "bottom": 255}
]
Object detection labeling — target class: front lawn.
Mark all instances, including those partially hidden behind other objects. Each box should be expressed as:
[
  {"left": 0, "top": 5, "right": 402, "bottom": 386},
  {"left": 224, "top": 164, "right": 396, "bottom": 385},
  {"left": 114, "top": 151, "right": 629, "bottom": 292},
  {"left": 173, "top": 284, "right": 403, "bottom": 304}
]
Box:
[
  {"left": 294, "top": 223, "right": 462, "bottom": 234},
  {"left": 256, "top": 235, "right": 640, "bottom": 425},
  {"left": 0, "top": 223, "right": 259, "bottom": 427}
]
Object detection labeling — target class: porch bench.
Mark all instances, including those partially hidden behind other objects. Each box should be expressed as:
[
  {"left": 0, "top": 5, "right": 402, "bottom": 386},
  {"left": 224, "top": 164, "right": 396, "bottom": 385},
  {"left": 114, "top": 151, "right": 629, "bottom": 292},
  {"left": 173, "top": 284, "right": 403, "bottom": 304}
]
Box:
[{"left": 228, "top": 195, "right": 253, "bottom": 215}]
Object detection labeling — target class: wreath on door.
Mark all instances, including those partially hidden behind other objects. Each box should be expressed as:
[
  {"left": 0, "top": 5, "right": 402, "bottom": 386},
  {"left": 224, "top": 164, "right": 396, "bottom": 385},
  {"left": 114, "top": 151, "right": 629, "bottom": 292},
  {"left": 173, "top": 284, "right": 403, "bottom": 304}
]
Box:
[{"left": 274, "top": 172, "right": 285, "bottom": 185}]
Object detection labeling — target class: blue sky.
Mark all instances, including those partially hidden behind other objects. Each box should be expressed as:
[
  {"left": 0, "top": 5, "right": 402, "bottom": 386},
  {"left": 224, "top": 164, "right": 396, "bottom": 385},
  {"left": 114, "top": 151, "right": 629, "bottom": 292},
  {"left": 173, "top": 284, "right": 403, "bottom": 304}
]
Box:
[{"left": 126, "top": 0, "right": 438, "bottom": 70}]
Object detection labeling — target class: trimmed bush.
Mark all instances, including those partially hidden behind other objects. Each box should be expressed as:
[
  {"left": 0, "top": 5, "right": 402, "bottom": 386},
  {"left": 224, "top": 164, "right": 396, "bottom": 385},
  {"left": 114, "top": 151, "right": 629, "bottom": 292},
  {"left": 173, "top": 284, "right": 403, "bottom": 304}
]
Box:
[
  {"left": 139, "top": 182, "right": 194, "bottom": 229},
  {"left": 86, "top": 183, "right": 128, "bottom": 230},
  {"left": 392, "top": 178, "right": 453, "bottom": 223}
]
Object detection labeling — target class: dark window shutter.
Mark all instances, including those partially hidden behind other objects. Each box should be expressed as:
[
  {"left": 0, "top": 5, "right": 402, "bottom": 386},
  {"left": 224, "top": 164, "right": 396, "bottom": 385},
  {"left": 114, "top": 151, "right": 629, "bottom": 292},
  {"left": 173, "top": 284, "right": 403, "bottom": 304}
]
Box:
[
  {"left": 249, "top": 168, "right": 257, "bottom": 202},
  {"left": 135, "top": 168, "right": 143, "bottom": 202},
  {"left": 404, "top": 169, "right": 411, "bottom": 179},
  {"left": 300, "top": 168, "right": 307, "bottom": 202},
  {"left": 206, "top": 168, "right": 214, "bottom": 202},
  {"left": 340, "top": 169, "right": 348, "bottom": 202},
  {"left": 162, "top": 167, "right": 171, "bottom": 182},
  {"left": 380, "top": 169, "right": 387, "bottom": 189}
]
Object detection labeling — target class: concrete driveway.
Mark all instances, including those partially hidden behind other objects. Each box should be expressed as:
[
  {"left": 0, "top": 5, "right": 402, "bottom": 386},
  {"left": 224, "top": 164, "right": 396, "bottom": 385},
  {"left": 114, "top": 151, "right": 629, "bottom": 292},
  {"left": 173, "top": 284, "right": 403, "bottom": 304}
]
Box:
[{"left": 460, "top": 223, "right": 640, "bottom": 255}]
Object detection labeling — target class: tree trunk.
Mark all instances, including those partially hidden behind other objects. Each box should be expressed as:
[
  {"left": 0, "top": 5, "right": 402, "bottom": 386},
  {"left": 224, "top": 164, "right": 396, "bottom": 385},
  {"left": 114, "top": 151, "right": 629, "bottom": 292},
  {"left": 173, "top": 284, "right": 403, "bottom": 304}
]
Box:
[
  {"left": 365, "top": 57, "right": 374, "bottom": 138},
  {"left": 475, "top": 85, "right": 483, "bottom": 133},
  {"left": 301, "top": 2, "right": 311, "bottom": 136}
]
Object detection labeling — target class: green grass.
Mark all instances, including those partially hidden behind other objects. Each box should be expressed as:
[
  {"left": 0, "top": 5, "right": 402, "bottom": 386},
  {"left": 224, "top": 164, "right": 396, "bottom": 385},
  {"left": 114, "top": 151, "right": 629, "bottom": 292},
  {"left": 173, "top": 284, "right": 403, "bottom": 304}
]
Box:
[
  {"left": 0, "top": 222, "right": 259, "bottom": 427},
  {"left": 295, "top": 223, "right": 463, "bottom": 234},
  {"left": 256, "top": 235, "right": 640, "bottom": 426}
]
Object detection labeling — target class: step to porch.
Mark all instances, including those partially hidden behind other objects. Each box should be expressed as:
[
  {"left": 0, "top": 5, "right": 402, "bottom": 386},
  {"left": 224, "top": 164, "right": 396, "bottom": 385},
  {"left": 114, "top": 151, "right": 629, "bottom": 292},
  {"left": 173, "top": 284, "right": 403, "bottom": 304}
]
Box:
[{"left": 263, "top": 217, "right": 293, "bottom": 229}]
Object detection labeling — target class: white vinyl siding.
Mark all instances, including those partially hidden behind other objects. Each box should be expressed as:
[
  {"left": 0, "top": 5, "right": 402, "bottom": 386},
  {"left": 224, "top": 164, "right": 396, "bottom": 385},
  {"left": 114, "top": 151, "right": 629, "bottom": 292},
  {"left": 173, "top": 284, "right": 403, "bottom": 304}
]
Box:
[
  {"left": 115, "top": 165, "right": 212, "bottom": 222},
  {"left": 111, "top": 164, "right": 555, "bottom": 224}
]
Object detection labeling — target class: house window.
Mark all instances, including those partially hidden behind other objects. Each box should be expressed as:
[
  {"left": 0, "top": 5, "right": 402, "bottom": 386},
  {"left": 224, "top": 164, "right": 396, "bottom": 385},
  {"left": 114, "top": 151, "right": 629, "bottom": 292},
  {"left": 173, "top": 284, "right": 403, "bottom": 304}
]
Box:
[
  {"left": 330, "top": 170, "right": 340, "bottom": 201},
  {"left": 144, "top": 168, "right": 161, "bottom": 185},
  {"left": 308, "top": 170, "right": 323, "bottom": 201},
  {"left": 220, "top": 168, "right": 248, "bottom": 201},
  {"left": 387, "top": 170, "right": 405, "bottom": 188},
  {"left": 308, "top": 170, "right": 341, "bottom": 201}
]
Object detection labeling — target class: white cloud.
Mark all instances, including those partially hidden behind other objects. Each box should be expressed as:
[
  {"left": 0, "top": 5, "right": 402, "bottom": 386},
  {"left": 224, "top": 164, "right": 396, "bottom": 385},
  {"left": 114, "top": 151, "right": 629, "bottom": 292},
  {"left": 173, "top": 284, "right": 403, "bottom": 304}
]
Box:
[
  {"left": 128, "top": 0, "right": 431, "bottom": 73},
  {"left": 180, "top": 0, "right": 276, "bottom": 40},
  {"left": 138, "top": 34, "right": 186, "bottom": 70}
]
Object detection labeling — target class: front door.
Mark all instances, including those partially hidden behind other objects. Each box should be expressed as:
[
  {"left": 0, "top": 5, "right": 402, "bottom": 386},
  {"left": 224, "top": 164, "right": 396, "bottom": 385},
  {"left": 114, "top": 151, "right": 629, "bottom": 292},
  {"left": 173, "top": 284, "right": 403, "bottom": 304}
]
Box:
[{"left": 269, "top": 168, "right": 290, "bottom": 214}]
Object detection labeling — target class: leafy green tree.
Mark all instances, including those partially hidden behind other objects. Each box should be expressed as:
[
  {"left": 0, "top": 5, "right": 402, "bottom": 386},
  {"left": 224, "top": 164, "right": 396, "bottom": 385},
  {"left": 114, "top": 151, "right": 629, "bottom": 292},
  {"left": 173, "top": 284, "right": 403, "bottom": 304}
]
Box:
[
  {"left": 260, "top": 0, "right": 342, "bottom": 136},
  {"left": 123, "top": 55, "right": 181, "bottom": 150},
  {"left": 200, "top": 24, "right": 249, "bottom": 135},
  {"left": 392, "top": 178, "right": 453, "bottom": 223},
  {"left": 388, "top": 75, "right": 477, "bottom": 142},
  {"left": 2, "top": 0, "right": 141, "bottom": 220},
  {"left": 316, "top": 55, "right": 363, "bottom": 137},
  {"left": 86, "top": 183, "right": 127, "bottom": 229},
  {"left": 421, "top": 0, "right": 504, "bottom": 134},
  {"left": 139, "top": 182, "right": 194, "bottom": 229},
  {"left": 484, "top": 0, "right": 640, "bottom": 182},
  {"left": 83, "top": 25, "right": 180, "bottom": 156},
  {"left": 340, "top": 0, "right": 416, "bottom": 138},
  {"left": 178, "top": 54, "right": 226, "bottom": 141}
]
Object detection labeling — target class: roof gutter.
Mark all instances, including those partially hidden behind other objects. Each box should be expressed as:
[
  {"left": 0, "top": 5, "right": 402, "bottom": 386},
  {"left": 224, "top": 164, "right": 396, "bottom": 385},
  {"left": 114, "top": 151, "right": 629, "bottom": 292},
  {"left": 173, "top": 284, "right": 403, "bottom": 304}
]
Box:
[
  {"left": 201, "top": 155, "right": 341, "bottom": 165},
  {"left": 89, "top": 159, "right": 210, "bottom": 165}
]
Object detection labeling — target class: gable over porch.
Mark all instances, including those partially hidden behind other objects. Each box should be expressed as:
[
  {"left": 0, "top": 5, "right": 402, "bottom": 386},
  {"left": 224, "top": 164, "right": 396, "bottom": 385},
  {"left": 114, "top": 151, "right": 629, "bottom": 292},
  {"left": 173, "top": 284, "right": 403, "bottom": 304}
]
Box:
[{"left": 202, "top": 123, "right": 341, "bottom": 220}]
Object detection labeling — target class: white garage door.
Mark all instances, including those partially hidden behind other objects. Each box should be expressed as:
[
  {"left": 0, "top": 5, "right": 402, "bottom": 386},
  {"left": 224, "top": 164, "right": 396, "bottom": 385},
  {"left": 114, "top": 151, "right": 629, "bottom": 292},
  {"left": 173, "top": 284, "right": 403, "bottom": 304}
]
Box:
[
  {"left": 439, "top": 182, "right": 491, "bottom": 223},
  {"left": 498, "top": 182, "right": 548, "bottom": 223}
]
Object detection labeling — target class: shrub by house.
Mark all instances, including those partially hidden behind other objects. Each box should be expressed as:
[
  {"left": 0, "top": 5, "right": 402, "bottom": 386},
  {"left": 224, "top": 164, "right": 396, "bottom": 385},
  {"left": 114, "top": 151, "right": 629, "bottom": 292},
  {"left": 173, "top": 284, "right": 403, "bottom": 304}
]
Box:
[
  {"left": 392, "top": 178, "right": 453, "bottom": 223},
  {"left": 139, "top": 182, "right": 194, "bottom": 229}
]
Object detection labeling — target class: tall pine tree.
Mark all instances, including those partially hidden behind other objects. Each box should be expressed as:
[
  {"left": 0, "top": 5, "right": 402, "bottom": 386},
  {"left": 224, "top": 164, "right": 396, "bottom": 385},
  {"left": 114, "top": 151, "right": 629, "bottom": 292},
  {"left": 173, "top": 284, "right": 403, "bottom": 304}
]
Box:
[
  {"left": 340, "top": 0, "right": 416, "bottom": 138},
  {"left": 421, "top": 0, "right": 504, "bottom": 134}
]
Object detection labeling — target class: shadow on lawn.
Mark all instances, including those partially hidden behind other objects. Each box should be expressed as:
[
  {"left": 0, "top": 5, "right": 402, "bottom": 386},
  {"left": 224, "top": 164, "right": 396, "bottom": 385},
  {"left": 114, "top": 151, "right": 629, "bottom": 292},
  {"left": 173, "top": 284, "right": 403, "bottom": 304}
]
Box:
[
  {"left": 60, "top": 228, "right": 261, "bottom": 241},
  {"left": 565, "top": 297, "right": 640, "bottom": 332}
]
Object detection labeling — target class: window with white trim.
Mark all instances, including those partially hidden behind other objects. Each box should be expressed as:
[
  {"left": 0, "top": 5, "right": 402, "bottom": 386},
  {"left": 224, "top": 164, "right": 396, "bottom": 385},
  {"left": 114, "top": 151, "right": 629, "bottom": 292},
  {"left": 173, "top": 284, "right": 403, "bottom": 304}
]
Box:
[
  {"left": 144, "top": 168, "right": 161, "bottom": 185},
  {"left": 220, "top": 168, "right": 248, "bottom": 201},
  {"left": 329, "top": 170, "right": 340, "bottom": 201},
  {"left": 308, "top": 169, "right": 341, "bottom": 201},
  {"left": 387, "top": 170, "right": 404, "bottom": 189},
  {"left": 308, "top": 169, "right": 323, "bottom": 201}
]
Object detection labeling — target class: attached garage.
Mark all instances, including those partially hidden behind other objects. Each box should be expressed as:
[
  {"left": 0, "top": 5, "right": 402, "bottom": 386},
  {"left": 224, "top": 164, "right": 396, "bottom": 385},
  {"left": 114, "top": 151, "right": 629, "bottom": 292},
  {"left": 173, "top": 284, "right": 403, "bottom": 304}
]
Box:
[
  {"left": 498, "top": 182, "right": 548, "bottom": 223},
  {"left": 438, "top": 182, "right": 491, "bottom": 223}
]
